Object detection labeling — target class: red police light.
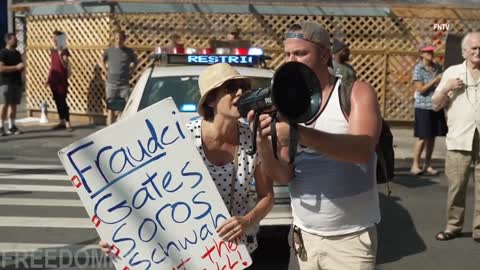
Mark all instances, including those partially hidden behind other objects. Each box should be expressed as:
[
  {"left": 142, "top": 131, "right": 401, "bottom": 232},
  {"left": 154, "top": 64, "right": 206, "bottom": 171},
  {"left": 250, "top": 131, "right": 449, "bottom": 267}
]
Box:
[{"left": 232, "top": 48, "right": 248, "bottom": 55}]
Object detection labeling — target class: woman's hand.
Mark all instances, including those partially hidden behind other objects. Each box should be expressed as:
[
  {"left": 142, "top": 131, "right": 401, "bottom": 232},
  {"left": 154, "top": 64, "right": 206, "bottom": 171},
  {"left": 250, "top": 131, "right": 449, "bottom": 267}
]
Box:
[
  {"left": 216, "top": 216, "right": 251, "bottom": 242},
  {"left": 99, "top": 240, "right": 113, "bottom": 257}
]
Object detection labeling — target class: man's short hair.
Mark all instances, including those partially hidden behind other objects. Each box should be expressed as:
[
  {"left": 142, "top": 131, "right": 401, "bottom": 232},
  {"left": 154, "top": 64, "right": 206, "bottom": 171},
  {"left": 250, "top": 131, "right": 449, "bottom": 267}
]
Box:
[
  {"left": 53, "top": 30, "right": 64, "bottom": 36},
  {"left": 113, "top": 29, "right": 126, "bottom": 38},
  {"left": 4, "top": 33, "right": 16, "bottom": 42}
]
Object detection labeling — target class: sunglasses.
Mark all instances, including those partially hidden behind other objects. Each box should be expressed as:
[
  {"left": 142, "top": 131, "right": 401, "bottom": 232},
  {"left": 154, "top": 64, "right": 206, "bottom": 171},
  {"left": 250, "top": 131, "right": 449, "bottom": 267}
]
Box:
[{"left": 223, "top": 79, "right": 251, "bottom": 94}]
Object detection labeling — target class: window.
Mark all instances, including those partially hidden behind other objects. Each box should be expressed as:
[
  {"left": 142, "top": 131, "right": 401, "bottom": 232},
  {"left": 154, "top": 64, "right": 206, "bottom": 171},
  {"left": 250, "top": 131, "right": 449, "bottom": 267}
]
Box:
[{"left": 138, "top": 76, "right": 272, "bottom": 112}]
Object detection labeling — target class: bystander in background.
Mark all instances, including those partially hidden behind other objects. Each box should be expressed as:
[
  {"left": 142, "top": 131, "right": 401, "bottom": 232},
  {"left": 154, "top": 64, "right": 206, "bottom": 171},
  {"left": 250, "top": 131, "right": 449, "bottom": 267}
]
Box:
[
  {"left": 102, "top": 29, "right": 137, "bottom": 126},
  {"left": 46, "top": 30, "right": 73, "bottom": 131},
  {"left": 0, "top": 33, "right": 24, "bottom": 136},
  {"left": 410, "top": 44, "right": 446, "bottom": 176},
  {"left": 432, "top": 32, "right": 480, "bottom": 242},
  {"left": 332, "top": 38, "right": 357, "bottom": 81}
]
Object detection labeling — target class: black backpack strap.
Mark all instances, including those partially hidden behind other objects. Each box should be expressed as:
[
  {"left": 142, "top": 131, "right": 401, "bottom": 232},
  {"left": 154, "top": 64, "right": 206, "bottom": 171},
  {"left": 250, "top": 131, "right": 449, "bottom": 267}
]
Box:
[{"left": 338, "top": 76, "right": 355, "bottom": 119}]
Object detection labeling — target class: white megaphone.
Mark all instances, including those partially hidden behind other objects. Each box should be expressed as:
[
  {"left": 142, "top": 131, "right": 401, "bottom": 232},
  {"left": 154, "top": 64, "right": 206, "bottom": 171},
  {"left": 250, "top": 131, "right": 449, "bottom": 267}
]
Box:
[{"left": 39, "top": 101, "right": 49, "bottom": 124}]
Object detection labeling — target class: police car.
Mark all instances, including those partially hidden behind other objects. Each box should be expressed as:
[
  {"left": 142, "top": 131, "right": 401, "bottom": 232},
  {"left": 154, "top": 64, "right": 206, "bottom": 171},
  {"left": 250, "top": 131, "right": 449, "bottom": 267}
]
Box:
[{"left": 121, "top": 46, "right": 292, "bottom": 226}]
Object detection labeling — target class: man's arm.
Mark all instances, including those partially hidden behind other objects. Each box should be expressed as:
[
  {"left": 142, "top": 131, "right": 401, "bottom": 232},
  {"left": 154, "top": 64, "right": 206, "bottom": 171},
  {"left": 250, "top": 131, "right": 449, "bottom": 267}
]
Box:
[
  {"left": 257, "top": 132, "right": 294, "bottom": 185},
  {"left": 247, "top": 112, "right": 294, "bottom": 185},
  {"left": 0, "top": 61, "right": 24, "bottom": 73},
  {"left": 297, "top": 81, "right": 381, "bottom": 163},
  {"left": 252, "top": 81, "right": 380, "bottom": 183},
  {"left": 432, "top": 70, "right": 464, "bottom": 111}
]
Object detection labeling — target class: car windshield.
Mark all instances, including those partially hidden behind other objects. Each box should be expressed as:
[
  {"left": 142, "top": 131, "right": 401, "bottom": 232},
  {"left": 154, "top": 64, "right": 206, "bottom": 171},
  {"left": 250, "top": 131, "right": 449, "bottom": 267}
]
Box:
[{"left": 138, "top": 76, "right": 272, "bottom": 112}]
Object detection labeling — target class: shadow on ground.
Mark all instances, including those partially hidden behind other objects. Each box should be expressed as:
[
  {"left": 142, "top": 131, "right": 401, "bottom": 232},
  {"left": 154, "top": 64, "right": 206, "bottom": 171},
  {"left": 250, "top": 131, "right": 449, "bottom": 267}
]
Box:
[{"left": 377, "top": 193, "right": 427, "bottom": 264}]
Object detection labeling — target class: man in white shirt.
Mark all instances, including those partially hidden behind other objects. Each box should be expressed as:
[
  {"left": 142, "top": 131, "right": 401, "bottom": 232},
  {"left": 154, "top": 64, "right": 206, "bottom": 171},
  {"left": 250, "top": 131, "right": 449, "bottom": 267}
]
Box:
[
  {"left": 432, "top": 32, "right": 480, "bottom": 242},
  {"left": 253, "top": 21, "right": 382, "bottom": 270}
]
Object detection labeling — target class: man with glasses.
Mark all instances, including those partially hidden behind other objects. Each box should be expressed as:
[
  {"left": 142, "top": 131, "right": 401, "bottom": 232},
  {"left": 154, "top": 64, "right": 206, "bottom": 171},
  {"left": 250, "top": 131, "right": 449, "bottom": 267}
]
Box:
[
  {"left": 432, "top": 32, "right": 480, "bottom": 243},
  {"left": 253, "top": 21, "right": 381, "bottom": 270}
]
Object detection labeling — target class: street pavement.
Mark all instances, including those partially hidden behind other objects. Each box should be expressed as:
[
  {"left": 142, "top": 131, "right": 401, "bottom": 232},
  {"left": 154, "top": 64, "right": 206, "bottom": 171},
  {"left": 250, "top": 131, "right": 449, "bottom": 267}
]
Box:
[{"left": 0, "top": 110, "right": 479, "bottom": 269}]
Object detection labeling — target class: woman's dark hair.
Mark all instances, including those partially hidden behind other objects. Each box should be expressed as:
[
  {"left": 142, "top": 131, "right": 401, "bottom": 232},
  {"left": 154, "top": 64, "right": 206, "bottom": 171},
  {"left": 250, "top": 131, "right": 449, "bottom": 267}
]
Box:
[
  {"left": 4, "top": 33, "right": 16, "bottom": 42},
  {"left": 202, "top": 89, "right": 219, "bottom": 121},
  {"left": 53, "top": 30, "right": 64, "bottom": 36}
]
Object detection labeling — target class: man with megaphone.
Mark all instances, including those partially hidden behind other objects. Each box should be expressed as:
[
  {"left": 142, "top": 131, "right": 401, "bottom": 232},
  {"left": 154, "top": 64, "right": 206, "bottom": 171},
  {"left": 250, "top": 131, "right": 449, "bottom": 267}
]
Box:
[{"left": 248, "top": 21, "right": 382, "bottom": 270}]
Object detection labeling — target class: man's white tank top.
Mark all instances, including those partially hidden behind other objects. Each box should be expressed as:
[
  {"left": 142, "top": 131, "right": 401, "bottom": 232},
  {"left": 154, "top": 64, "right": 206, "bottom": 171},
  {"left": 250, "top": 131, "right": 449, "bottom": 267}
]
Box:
[{"left": 291, "top": 77, "right": 381, "bottom": 236}]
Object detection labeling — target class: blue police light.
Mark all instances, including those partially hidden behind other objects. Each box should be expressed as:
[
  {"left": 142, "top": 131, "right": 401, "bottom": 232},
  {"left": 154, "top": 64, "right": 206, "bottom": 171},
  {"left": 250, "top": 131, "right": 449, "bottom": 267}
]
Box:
[{"left": 180, "top": 104, "right": 197, "bottom": 112}]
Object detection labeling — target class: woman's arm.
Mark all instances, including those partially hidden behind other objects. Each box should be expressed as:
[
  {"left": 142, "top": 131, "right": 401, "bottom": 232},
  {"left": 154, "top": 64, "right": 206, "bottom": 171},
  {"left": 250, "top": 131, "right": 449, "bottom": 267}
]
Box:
[
  {"left": 216, "top": 164, "right": 274, "bottom": 242},
  {"left": 414, "top": 74, "right": 441, "bottom": 95},
  {"left": 245, "top": 164, "right": 274, "bottom": 225}
]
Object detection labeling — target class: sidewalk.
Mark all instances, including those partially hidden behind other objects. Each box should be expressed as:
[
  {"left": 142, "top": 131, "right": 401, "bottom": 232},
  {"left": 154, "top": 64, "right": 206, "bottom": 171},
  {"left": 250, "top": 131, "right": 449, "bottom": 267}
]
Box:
[
  {"left": 391, "top": 127, "right": 447, "bottom": 160},
  {"left": 4, "top": 94, "right": 446, "bottom": 163}
]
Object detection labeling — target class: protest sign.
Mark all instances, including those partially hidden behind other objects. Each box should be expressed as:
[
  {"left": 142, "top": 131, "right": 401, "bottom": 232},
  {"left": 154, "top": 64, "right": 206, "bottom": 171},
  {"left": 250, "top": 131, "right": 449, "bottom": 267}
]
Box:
[{"left": 58, "top": 98, "right": 252, "bottom": 270}]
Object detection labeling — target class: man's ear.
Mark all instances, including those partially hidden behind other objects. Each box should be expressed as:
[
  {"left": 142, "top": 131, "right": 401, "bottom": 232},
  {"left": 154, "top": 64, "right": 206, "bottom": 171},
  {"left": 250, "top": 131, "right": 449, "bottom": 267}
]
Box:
[{"left": 322, "top": 49, "right": 331, "bottom": 65}]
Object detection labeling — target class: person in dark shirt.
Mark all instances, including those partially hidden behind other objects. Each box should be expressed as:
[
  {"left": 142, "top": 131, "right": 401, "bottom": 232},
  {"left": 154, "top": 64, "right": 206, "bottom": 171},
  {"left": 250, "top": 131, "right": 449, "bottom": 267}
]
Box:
[
  {"left": 0, "top": 33, "right": 24, "bottom": 136},
  {"left": 47, "top": 30, "right": 73, "bottom": 131},
  {"left": 102, "top": 30, "right": 137, "bottom": 125}
]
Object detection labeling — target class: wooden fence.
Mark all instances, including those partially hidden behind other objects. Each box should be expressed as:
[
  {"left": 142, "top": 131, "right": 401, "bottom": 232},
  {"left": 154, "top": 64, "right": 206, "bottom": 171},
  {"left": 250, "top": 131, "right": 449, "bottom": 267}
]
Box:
[{"left": 24, "top": 11, "right": 480, "bottom": 123}]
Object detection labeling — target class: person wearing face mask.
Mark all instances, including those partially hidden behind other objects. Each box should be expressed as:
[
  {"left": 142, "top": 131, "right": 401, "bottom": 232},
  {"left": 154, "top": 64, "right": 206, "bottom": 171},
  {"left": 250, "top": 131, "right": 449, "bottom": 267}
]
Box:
[
  {"left": 46, "top": 30, "right": 73, "bottom": 131},
  {"left": 432, "top": 32, "right": 480, "bottom": 243}
]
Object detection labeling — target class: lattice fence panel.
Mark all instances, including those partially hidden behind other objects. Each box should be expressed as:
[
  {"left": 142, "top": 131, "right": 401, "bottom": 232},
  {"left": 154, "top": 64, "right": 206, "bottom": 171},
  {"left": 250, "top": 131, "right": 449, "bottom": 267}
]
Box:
[
  {"left": 350, "top": 53, "right": 387, "bottom": 115},
  {"left": 26, "top": 49, "right": 51, "bottom": 111},
  {"left": 384, "top": 53, "right": 418, "bottom": 121},
  {"left": 28, "top": 13, "right": 110, "bottom": 47},
  {"left": 24, "top": 10, "right": 480, "bottom": 122},
  {"left": 26, "top": 13, "right": 111, "bottom": 116}
]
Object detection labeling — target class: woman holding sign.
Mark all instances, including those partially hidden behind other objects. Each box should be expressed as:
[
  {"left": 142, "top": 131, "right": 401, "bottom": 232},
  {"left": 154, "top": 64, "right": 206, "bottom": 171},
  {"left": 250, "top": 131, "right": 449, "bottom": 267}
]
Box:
[{"left": 100, "top": 63, "right": 274, "bottom": 266}]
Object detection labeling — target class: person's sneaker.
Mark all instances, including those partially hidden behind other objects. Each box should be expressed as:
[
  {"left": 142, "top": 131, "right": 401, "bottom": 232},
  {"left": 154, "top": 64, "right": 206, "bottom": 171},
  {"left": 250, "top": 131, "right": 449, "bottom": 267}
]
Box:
[
  {"left": 8, "top": 125, "right": 23, "bottom": 135},
  {"left": 0, "top": 128, "right": 8, "bottom": 137}
]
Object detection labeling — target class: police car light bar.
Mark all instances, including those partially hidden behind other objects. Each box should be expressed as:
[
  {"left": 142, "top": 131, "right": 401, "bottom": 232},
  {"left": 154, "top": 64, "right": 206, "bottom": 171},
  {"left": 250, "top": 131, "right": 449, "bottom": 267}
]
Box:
[
  {"left": 168, "top": 54, "right": 263, "bottom": 66},
  {"left": 152, "top": 46, "right": 266, "bottom": 67}
]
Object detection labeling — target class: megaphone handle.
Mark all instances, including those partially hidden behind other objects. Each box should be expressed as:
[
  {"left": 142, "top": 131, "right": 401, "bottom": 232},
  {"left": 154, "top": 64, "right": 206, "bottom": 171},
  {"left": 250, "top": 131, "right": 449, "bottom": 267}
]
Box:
[
  {"left": 288, "top": 122, "right": 298, "bottom": 164},
  {"left": 270, "top": 112, "right": 279, "bottom": 160},
  {"left": 247, "top": 111, "right": 260, "bottom": 156}
]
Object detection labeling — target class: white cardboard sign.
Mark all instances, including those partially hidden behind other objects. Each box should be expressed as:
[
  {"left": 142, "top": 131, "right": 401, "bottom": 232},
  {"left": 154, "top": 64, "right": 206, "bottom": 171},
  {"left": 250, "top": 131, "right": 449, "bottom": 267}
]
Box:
[{"left": 58, "top": 98, "right": 252, "bottom": 270}]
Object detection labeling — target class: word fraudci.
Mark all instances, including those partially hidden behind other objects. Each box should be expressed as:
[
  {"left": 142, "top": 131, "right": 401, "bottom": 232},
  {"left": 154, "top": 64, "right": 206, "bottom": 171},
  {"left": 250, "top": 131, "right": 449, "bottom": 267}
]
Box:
[{"left": 67, "top": 115, "right": 229, "bottom": 269}]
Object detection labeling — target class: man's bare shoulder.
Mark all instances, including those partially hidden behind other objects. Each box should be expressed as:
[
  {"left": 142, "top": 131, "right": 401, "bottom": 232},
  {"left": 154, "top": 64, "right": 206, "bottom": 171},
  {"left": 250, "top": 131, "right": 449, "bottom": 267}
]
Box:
[{"left": 350, "top": 80, "right": 377, "bottom": 100}]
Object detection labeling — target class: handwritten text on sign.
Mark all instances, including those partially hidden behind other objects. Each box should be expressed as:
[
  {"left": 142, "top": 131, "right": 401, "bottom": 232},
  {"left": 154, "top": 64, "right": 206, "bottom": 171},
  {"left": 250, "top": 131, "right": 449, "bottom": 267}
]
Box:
[{"left": 58, "top": 98, "right": 252, "bottom": 270}]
